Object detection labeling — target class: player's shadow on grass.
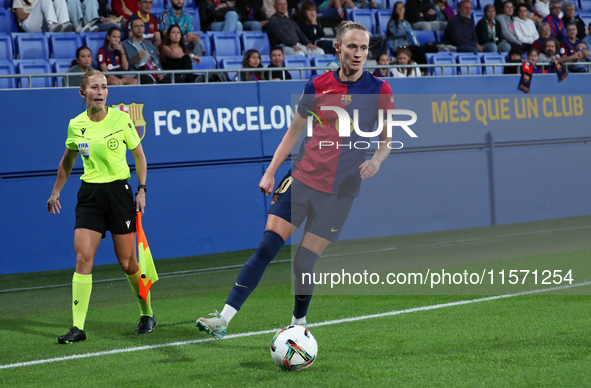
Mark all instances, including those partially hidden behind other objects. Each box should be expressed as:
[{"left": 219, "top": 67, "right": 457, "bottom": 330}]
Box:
[{"left": 0, "top": 317, "right": 65, "bottom": 339}]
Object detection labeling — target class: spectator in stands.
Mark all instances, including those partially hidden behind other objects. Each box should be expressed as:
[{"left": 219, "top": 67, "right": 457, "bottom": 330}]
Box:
[
  {"left": 514, "top": 3, "right": 539, "bottom": 50},
  {"left": 266, "top": 0, "right": 324, "bottom": 56},
  {"left": 503, "top": 46, "right": 523, "bottom": 73},
  {"left": 65, "top": 46, "right": 96, "bottom": 86},
  {"left": 538, "top": 36, "right": 560, "bottom": 62},
  {"left": 97, "top": 27, "right": 138, "bottom": 85},
  {"left": 373, "top": 52, "right": 395, "bottom": 77},
  {"left": 298, "top": 1, "right": 337, "bottom": 55},
  {"left": 562, "top": 2, "right": 586, "bottom": 40},
  {"left": 514, "top": 0, "right": 542, "bottom": 23},
  {"left": 123, "top": 17, "right": 171, "bottom": 84},
  {"left": 125, "top": 0, "right": 161, "bottom": 48},
  {"left": 387, "top": 0, "right": 427, "bottom": 65},
  {"left": 543, "top": 1, "right": 566, "bottom": 40},
  {"left": 525, "top": 46, "right": 545, "bottom": 72},
  {"left": 496, "top": 1, "right": 523, "bottom": 50},
  {"left": 160, "top": 24, "right": 199, "bottom": 83},
  {"left": 443, "top": 0, "right": 483, "bottom": 53},
  {"left": 493, "top": 0, "right": 515, "bottom": 16},
  {"left": 560, "top": 22, "right": 581, "bottom": 56},
  {"left": 433, "top": 0, "right": 454, "bottom": 24},
  {"left": 13, "top": 0, "right": 74, "bottom": 32},
  {"left": 315, "top": 0, "right": 357, "bottom": 20},
  {"left": 160, "top": 0, "right": 205, "bottom": 56},
  {"left": 534, "top": 0, "right": 552, "bottom": 19},
  {"left": 262, "top": 0, "right": 275, "bottom": 18},
  {"left": 405, "top": 0, "right": 443, "bottom": 30},
  {"left": 96, "top": 0, "right": 126, "bottom": 30},
  {"left": 236, "top": 0, "right": 268, "bottom": 31},
  {"left": 67, "top": 0, "right": 101, "bottom": 32},
  {"left": 565, "top": 41, "right": 591, "bottom": 72},
  {"left": 532, "top": 22, "right": 551, "bottom": 51},
  {"left": 476, "top": 4, "right": 512, "bottom": 52},
  {"left": 236, "top": 49, "right": 265, "bottom": 81},
  {"left": 198, "top": 0, "right": 243, "bottom": 32},
  {"left": 583, "top": 23, "right": 591, "bottom": 50},
  {"left": 267, "top": 46, "right": 292, "bottom": 80},
  {"left": 112, "top": 0, "right": 139, "bottom": 19},
  {"left": 391, "top": 47, "right": 422, "bottom": 77}
]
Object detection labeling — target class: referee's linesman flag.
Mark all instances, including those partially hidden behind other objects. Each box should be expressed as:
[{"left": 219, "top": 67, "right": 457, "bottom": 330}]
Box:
[{"left": 136, "top": 212, "right": 158, "bottom": 303}]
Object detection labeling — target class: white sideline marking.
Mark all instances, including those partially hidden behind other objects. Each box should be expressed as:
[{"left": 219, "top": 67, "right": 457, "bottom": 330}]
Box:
[
  {"left": 3, "top": 225, "right": 589, "bottom": 294},
  {"left": 1, "top": 281, "right": 589, "bottom": 370}
]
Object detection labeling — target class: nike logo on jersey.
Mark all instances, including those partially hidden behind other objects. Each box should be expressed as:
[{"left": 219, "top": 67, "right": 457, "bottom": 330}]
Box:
[
  {"left": 126, "top": 220, "right": 131, "bottom": 229},
  {"left": 331, "top": 228, "right": 339, "bottom": 232},
  {"left": 322, "top": 89, "right": 336, "bottom": 94},
  {"left": 234, "top": 282, "right": 248, "bottom": 288}
]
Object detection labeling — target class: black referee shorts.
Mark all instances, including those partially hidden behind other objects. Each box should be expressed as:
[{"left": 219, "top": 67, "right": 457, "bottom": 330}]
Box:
[
  {"left": 75, "top": 179, "right": 136, "bottom": 238},
  {"left": 268, "top": 173, "right": 355, "bottom": 242}
]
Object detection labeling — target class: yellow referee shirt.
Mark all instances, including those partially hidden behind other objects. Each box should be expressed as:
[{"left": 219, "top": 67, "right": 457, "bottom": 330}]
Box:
[{"left": 66, "top": 107, "right": 141, "bottom": 183}]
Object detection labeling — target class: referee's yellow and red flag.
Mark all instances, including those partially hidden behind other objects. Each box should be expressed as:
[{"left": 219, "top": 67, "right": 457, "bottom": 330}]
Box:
[{"left": 136, "top": 212, "right": 158, "bottom": 303}]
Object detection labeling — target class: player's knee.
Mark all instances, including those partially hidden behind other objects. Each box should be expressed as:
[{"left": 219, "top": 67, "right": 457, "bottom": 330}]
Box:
[{"left": 256, "top": 230, "right": 285, "bottom": 260}]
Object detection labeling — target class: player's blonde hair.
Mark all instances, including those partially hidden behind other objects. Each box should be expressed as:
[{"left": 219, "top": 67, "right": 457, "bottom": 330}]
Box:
[
  {"left": 336, "top": 21, "right": 370, "bottom": 44},
  {"left": 80, "top": 70, "right": 104, "bottom": 94}
]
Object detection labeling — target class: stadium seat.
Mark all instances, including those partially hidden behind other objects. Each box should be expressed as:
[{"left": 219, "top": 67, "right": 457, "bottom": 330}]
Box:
[
  {"left": 413, "top": 30, "right": 437, "bottom": 46},
  {"left": 48, "top": 33, "right": 82, "bottom": 59},
  {"left": 197, "top": 31, "right": 212, "bottom": 56},
  {"left": 433, "top": 30, "right": 443, "bottom": 42},
  {"left": 212, "top": 32, "right": 241, "bottom": 59},
  {"left": 311, "top": 54, "right": 337, "bottom": 75},
  {"left": 217, "top": 55, "right": 245, "bottom": 81},
  {"left": 456, "top": 52, "right": 482, "bottom": 75},
  {"left": 375, "top": 9, "right": 391, "bottom": 36},
  {"left": 240, "top": 31, "right": 270, "bottom": 55},
  {"left": 14, "top": 59, "right": 53, "bottom": 88},
  {"left": 479, "top": 52, "right": 505, "bottom": 75},
  {"left": 430, "top": 52, "right": 457, "bottom": 75},
  {"left": 0, "top": 59, "right": 16, "bottom": 88},
  {"left": 152, "top": 0, "right": 165, "bottom": 10},
  {"left": 346, "top": 10, "right": 377, "bottom": 35},
  {"left": 0, "top": 33, "right": 13, "bottom": 60},
  {"left": 50, "top": 58, "right": 73, "bottom": 87},
  {"left": 184, "top": 8, "right": 200, "bottom": 32},
  {"left": 478, "top": 0, "right": 494, "bottom": 9},
  {"left": 13, "top": 32, "right": 49, "bottom": 60},
  {"left": 283, "top": 56, "right": 312, "bottom": 79},
  {"left": 0, "top": 9, "right": 18, "bottom": 33},
  {"left": 184, "top": 0, "right": 196, "bottom": 8},
  {"left": 82, "top": 31, "right": 106, "bottom": 66}
]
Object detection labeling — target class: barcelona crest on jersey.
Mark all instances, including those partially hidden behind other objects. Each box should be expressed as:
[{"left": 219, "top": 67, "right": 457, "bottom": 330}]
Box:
[{"left": 341, "top": 94, "right": 352, "bottom": 105}]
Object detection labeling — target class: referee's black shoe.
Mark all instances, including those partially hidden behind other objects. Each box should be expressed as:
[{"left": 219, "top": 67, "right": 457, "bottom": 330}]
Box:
[
  {"left": 58, "top": 326, "right": 87, "bottom": 344},
  {"left": 135, "top": 315, "right": 156, "bottom": 334}
]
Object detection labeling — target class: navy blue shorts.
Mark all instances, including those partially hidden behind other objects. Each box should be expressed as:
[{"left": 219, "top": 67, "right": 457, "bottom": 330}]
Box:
[
  {"left": 75, "top": 179, "right": 136, "bottom": 238},
  {"left": 268, "top": 173, "right": 355, "bottom": 241}
]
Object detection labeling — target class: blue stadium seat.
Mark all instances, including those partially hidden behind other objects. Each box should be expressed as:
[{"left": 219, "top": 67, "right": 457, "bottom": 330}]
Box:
[
  {"left": 346, "top": 10, "right": 377, "bottom": 35},
  {"left": 283, "top": 56, "right": 312, "bottom": 79},
  {"left": 217, "top": 55, "right": 245, "bottom": 81},
  {"left": 456, "top": 52, "right": 482, "bottom": 75},
  {"left": 413, "top": 30, "right": 437, "bottom": 45},
  {"left": 82, "top": 31, "right": 106, "bottom": 67},
  {"left": 478, "top": 0, "right": 494, "bottom": 9},
  {"left": 184, "top": 8, "right": 200, "bottom": 31},
  {"left": 184, "top": 0, "right": 196, "bottom": 8},
  {"left": 212, "top": 32, "right": 241, "bottom": 59},
  {"left": 13, "top": 32, "right": 49, "bottom": 59},
  {"left": 311, "top": 54, "right": 337, "bottom": 75},
  {"left": 240, "top": 31, "right": 270, "bottom": 55},
  {"left": 430, "top": 52, "right": 457, "bottom": 75},
  {"left": 0, "top": 9, "right": 18, "bottom": 33},
  {"left": 0, "top": 59, "right": 16, "bottom": 88},
  {"left": 479, "top": 52, "right": 505, "bottom": 75},
  {"left": 375, "top": 9, "right": 391, "bottom": 36},
  {"left": 152, "top": 0, "right": 166, "bottom": 10},
  {"left": 261, "top": 57, "right": 270, "bottom": 67},
  {"left": 50, "top": 58, "right": 73, "bottom": 87},
  {"left": 192, "top": 55, "right": 215, "bottom": 70},
  {"left": 433, "top": 30, "right": 443, "bottom": 42},
  {"left": 48, "top": 33, "right": 82, "bottom": 59},
  {"left": 197, "top": 31, "right": 212, "bottom": 56},
  {"left": 0, "top": 33, "right": 13, "bottom": 60},
  {"left": 14, "top": 59, "right": 53, "bottom": 88}
]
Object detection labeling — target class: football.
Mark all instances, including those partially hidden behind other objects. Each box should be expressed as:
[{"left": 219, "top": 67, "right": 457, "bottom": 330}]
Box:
[{"left": 270, "top": 325, "right": 318, "bottom": 371}]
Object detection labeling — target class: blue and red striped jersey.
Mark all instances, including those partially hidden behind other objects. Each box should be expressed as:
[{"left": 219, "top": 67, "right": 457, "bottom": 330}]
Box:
[{"left": 293, "top": 69, "right": 395, "bottom": 197}]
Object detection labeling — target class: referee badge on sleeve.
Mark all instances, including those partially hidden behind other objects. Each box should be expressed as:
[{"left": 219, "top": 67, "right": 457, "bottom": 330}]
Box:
[{"left": 78, "top": 142, "right": 90, "bottom": 159}]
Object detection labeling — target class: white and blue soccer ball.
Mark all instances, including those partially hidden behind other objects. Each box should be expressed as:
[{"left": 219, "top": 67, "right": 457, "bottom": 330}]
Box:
[{"left": 270, "top": 325, "right": 317, "bottom": 371}]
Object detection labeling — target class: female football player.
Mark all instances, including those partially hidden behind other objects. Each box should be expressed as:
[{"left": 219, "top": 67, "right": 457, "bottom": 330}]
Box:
[
  {"left": 47, "top": 70, "right": 155, "bottom": 343},
  {"left": 197, "top": 21, "right": 394, "bottom": 338}
]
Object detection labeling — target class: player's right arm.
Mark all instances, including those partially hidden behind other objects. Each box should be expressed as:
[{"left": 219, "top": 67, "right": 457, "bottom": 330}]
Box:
[
  {"left": 47, "top": 148, "right": 78, "bottom": 214},
  {"left": 259, "top": 113, "right": 307, "bottom": 195}
]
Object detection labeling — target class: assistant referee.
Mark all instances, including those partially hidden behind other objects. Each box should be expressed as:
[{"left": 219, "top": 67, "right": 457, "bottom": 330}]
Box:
[{"left": 47, "top": 70, "right": 156, "bottom": 344}]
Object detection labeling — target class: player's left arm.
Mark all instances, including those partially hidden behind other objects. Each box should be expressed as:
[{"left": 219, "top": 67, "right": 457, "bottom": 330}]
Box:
[
  {"left": 132, "top": 143, "right": 147, "bottom": 213},
  {"left": 360, "top": 86, "right": 394, "bottom": 180}
]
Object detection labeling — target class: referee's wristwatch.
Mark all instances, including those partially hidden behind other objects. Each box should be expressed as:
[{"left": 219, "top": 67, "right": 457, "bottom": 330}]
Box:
[{"left": 138, "top": 184, "right": 147, "bottom": 193}]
